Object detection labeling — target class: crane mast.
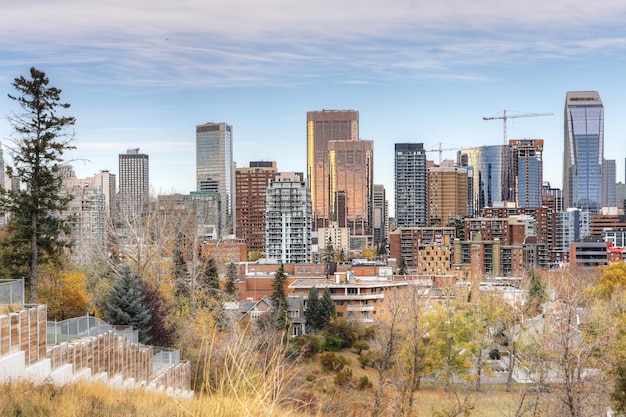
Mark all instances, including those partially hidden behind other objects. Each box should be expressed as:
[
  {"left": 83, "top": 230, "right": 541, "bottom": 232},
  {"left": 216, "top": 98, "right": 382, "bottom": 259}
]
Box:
[{"left": 482, "top": 110, "right": 553, "bottom": 204}]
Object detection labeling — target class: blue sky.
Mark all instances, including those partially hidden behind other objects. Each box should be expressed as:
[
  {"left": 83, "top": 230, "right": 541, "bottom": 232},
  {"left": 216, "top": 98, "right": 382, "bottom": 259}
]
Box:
[{"left": 2, "top": 0, "right": 626, "bottom": 212}]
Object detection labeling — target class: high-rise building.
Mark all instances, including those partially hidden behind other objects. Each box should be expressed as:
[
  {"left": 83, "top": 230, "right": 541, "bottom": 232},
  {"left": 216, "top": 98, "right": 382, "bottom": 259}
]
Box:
[
  {"left": 427, "top": 160, "right": 469, "bottom": 226},
  {"left": 196, "top": 122, "right": 235, "bottom": 236},
  {"left": 94, "top": 170, "right": 117, "bottom": 223},
  {"left": 60, "top": 167, "right": 106, "bottom": 264},
  {"left": 236, "top": 161, "right": 277, "bottom": 256},
  {"left": 306, "top": 110, "right": 359, "bottom": 231},
  {"left": 602, "top": 159, "right": 616, "bottom": 207},
  {"left": 265, "top": 172, "right": 311, "bottom": 263},
  {"left": 372, "top": 184, "right": 387, "bottom": 245},
  {"left": 563, "top": 91, "right": 604, "bottom": 211},
  {"left": 118, "top": 148, "right": 149, "bottom": 220},
  {"left": 328, "top": 139, "right": 373, "bottom": 237},
  {"left": 509, "top": 139, "right": 544, "bottom": 208},
  {"left": 395, "top": 143, "right": 427, "bottom": 227},
  {"left": 555, "top": 208, "right": 591, "bottom": 253},
  {"left": 458, "top": 145, "right": 511, "bottom": 214}
]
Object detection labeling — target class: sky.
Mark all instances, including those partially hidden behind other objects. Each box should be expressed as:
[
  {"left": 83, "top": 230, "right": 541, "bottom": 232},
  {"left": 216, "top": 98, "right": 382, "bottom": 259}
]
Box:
[{"left": 1, "top": 0, "right": 626, "bottom": 214}]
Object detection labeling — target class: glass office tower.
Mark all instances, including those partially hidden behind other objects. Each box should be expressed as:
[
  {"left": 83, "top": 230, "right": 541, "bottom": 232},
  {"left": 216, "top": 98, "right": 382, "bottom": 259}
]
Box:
[
  {"left": 563, "top": 91, "right": 604, "bottom": 212},
  {"left": 307, "top": 110, "right": 365, "bottom": 233},
  {"left": 458, "top": 145, "right": 511, "bottom": 215},
  {"left": 196, "top": 122, "right": 235, "bottom": 236}
]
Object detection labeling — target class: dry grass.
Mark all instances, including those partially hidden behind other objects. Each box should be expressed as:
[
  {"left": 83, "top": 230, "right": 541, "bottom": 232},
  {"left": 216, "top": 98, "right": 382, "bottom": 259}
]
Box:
[{"left": 0, "top": 303, "right": 22, "bottom": 315}]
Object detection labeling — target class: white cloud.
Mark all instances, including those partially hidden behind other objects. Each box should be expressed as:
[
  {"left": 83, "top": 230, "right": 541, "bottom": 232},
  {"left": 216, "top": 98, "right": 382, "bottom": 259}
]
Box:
[{"left": 2, "top": 1, "right": 626, "bottom": 88}]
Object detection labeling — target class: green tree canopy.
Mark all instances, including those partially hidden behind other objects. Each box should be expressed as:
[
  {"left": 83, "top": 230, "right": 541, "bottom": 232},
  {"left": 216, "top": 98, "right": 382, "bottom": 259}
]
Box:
[
  {"left": 224, "top": 262, "right": 238, "bottom": 297},
  {"left": 1, "top": 67, "right": 76, "bottom": 302},
  {"left": 105, "top": 267, "right": 152, "bottom": 344},
  {"left": 270, "top": 264, "right": 289, "bottom": 330}
]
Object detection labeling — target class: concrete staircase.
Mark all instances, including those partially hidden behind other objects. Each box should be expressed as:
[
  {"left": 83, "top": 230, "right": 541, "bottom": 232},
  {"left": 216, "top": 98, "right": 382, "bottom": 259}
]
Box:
[{"left": 0, "top": 304, "right": 193, "bottom": 398}]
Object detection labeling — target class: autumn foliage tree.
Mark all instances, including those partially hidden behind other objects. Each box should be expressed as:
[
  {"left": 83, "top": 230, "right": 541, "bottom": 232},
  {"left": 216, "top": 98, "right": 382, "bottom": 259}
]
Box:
[{"left": 37, "top": 264, "right": 89, "bottom": 321}]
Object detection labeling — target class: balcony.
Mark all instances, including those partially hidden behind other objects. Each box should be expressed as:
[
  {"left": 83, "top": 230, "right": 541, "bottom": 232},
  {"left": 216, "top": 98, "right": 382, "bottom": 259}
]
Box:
[
  {"left": 332, "top": 293, "right": 384, "bottom": 301},
  {"left": 346, "top": 305, "right": 375, "bottom": 312}
]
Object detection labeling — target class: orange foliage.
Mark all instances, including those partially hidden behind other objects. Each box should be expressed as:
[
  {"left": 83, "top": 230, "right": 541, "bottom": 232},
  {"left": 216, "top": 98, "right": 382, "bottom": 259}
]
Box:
[{"left": 37, "top": 265, "right": 89, "bottom": 320}]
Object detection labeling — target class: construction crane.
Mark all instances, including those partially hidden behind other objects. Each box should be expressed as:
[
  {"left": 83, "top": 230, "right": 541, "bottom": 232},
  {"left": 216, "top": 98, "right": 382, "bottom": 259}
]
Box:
[
  {"left": 482, "top": 110, "right": 553, "bottom": 146},
  {"left": 424, "top": 143, "right": 473, "bottom": 164},
  {"left": 483, "top": 110, "right": 553, "bottom": 203}
]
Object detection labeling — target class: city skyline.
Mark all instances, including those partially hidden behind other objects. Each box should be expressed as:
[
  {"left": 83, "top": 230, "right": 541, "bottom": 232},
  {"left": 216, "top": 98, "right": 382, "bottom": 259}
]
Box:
[{"left": 2, "top": 1, "right": 626, "bottom": 212}]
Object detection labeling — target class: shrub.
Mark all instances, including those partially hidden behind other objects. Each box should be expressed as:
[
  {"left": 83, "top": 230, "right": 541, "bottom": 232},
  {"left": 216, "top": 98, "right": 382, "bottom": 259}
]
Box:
[
  {"left": 356, "top": 376, "right": 372, "bottom": 390},
  {"left": 323, "top": 331, "right": 344, "bottom": 352},
  {"left": 353, "top": 340, "right": 369, "bottom": 355},
  {"left": 334, "top": 367, "right": 353, "bottom": 386},
  {"left": 358, "top": 354, "right": 370, "bottom": 369},
  {"left": 319, "top": 352, "right": 350, "bottom": 373},
  {"left": 488, "top": 348, "right": 501, "bottom": 360}
]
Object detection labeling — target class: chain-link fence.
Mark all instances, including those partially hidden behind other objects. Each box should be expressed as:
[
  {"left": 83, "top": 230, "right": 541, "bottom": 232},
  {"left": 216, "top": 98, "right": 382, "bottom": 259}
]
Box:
[
  {"left": 153, "top": 347, "right": 181, "bottom": 373},
  {"left": 47, "top": 315, "right": 139, "bottom": 345},
  {"left": 0, "top": 279, "right": 24, "bottom": 306}
]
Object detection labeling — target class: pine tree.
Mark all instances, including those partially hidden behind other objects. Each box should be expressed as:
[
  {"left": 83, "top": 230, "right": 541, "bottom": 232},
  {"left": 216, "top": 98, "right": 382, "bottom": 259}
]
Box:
[
  {"left": 199, "top": 256, "right": 220, "bottom": 297},
  {"left": 171, "top": 245, "right": 190, "bottom": 297},
  {"left": 320, "top": 289, "right": 337, "bottom": 329},
  {"left": 105, "top": 267, "right": 152, "bottom": 344},
  {"left": 270, "top": 264, "right": 289, "bottom": 330},
  {"left": 398, "top": 256, "right": 408, "bottom": 275},
  {"left": 1, "top": 67, "right": 75, "bottom": 302},
  {"left": 140, "top": 279, "right": 177, "bottom": 347},
  {"left": 304, "top": 286, "right": 322, "bottom": 332},
  {"left": 224, "top": 262, "right": 238, "bottom": 297}
]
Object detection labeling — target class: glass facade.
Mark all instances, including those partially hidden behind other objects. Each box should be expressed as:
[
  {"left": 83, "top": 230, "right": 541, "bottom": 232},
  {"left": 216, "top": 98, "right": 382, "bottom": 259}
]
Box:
[
  {"left": 457, "top": 145, "right": 510, "bottom": 215},
  {"left": 196, "top": 122, "right": 235, "bottom": 236},
  {"left": 563, "top": 91, "right": 604, "bottom": 211},
  {"left": 328, "top": 139, "right": 373, "bottom": 236},
  {"left": 306, "top": 110, "right": 366, "bottom": 235},
  {"left": 509, "top": 139, "right": 543, "bottom": 208}
]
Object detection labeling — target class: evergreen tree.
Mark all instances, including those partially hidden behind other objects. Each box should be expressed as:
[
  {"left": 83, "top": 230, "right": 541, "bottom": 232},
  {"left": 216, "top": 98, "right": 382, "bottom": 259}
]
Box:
[
  {"left": 398, "top": 256, "right": 408, "bottom": 275},
  {"left": 320, "top": 289, "right": 337, "bottom": 328},
  {"left": 199, "top": 256, "right": 220, "bottom": 297},
  {"left": 323, "top": 237, "right": 335, "bottom": 264},
  {"left": 525, "top": 269, "right": 548, "bottom": 317},
  {"left": 171, "top": 245, "right": 190, "bottom": 297},
  {"left": 105, "top": 267, "right": 152, "bottom": 344},
  {"left": 270, "top": 264, "right": 289, "bottom": 330},
  {"left": 224, "top": 262, "right": 238, "bottom": 297},
  {"left": 304, "top": 286, "right": 322, "bottom": 332},
  {"left": 305, "top": 286, "right": 336, "bottom": 333},
  {"left": 1, "top": 67, "right": 75, "bottom": 302}
]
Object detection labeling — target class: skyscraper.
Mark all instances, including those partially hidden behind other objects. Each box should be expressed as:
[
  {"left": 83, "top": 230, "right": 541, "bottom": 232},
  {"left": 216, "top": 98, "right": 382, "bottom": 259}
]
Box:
[
  {"left": 458, "top": 145, "right": 511, "bottom": 214},
  {"left": 395, "top": 143, "right": 427, "bottom": 227},
  {"left": 328, "top": 139, "right": 373, "bottom": 237},
  {"left": 306, "top": 110, "right": 359, "bottom": 231},
  {"left": 509, "top": 139, "right": 543, "bottom": 208},
  {"left": 563, "top": 91, "right": 604, "bottom": 211},
  {"left": 236, "top": 161, "right": 277, "bottom": 256},
  {"left": 196, "top": 122, "right": 235, "bottom": 236},
  {"left": 602, "top": 159, "right": 616, "bottom": 207},
  {"left": 118, "top": 148, "right": 149, "bottom": 220}
]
